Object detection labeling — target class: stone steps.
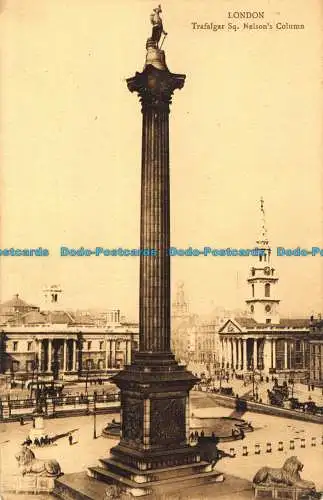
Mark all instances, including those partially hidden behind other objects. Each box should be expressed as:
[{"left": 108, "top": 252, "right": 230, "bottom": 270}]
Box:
[
  {"left": 99, "top": 457, "right": 211, "bottom": 481},
  {"left": 54, "top": 472, "right": 108, "bottom": 500},
  {"left": 88, "top": 465, "right": 224, "bottom": 496}
]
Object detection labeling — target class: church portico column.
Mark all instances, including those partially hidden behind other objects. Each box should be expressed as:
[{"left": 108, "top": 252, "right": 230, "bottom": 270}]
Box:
[
  {"left": 272, "top": 339, "right": 276, "bottom": 369},
  {"left": 263, "top": 339, "right": 271, "bottom": 372},
  {"left": 232, "top": 339, "right": 237, "bottom": 370},
  {"left": 228, "top": 338, "right": 232, "bottom": 369},
  {"left": 253, "top": 339, "right": 258, "bottom": 369},
  {"left": 225, "top": 338, "right": 229, "bottom": 368},
  {"left": 243, "top": 338, "right": 247, "bottom": 371},
  {"left": 240, "top": 338, "right": 243, "bottom": 370},
  {"left": 284, "top": 340, "right": 288, "bottom": 369}
]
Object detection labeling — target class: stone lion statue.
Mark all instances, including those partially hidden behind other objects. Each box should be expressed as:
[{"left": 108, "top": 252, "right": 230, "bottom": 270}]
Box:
[
  {"left": 104, "top": 484, "right": 131, "bottom": 499},
  {"left": 253, "top": 456, "right": 316, "bottom": 493},
  {"left": 15, "top": 445, "right": 61, "bottom": 477}
]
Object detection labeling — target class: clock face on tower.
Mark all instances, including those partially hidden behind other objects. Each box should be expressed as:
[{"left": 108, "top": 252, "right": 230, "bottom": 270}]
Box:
[{"left": 264, "top": 266, "right": 271, "bottom": 275}]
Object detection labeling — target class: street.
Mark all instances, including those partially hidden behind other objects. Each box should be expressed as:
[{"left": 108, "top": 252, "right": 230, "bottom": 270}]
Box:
[{"left": 0, "top": 392, "right": 322, "bottom": 495}]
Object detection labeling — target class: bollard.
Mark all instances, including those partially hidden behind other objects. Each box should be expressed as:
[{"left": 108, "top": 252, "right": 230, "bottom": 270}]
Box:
[
  {"left": 311, "top": 437, "right": 316, "bottom": 447},
  {"left": 289, "top": 440, "right": 295, "bottom": 450},
  {"left": 242, "top": 446, "right": 248, "bottom": 456},
  {"left": 229, "top": 447, "right": 236, "bottom": 458},
  {"left": 255, "top": 443, "right": 260, "bottom": 455},
  {"left": 266, "top": 442, "right": 272, "bottom": 453},
  {"left": 300, "top": 438, "right": 305, "bottom": 448},
  {"left": 278, "top": 441, "right": 283, "bottom": 451}
]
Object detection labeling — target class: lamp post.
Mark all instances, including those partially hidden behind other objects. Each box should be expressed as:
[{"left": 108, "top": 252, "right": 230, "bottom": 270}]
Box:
[
  {"left": 93, "top": 393, "right": 97, "bottom": 439},
  {"left": 30, "top": 359, "right": 36, "bottom": 399},
  {"left": 252, "top": 362, "right": 255, "bottom": 399},
  {"left": 219, "top": 367, "right": 224, "bottom": 394}
]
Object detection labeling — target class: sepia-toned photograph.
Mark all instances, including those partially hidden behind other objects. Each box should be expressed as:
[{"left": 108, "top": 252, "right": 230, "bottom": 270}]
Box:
[{"left": 0, "top": 1, "right": 322, "bottom": 498}]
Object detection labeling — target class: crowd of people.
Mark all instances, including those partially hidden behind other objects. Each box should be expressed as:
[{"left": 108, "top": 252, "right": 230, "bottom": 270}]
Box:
[{"left": 22, "top": 435, "right": 53, "bottom": 447}]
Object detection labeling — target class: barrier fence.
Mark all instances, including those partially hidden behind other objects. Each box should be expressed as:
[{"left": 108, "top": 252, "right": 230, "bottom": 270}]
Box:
[
  {"left": 228, "top": 434, "right": 323, "bottom": 458},
  {"left": 0, "top": 393, "right": 120, "bottom": 420}
]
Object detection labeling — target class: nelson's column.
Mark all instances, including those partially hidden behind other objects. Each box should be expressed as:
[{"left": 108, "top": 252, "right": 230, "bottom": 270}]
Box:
[{"left": 87, "top": 7, "right": 224, "bottom": 496}]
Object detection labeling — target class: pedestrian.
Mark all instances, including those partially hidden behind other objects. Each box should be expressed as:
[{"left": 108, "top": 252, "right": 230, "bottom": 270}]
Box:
[
  {"left": 19, "top": 416, "right": 24, "bottom": 426},
  {"left": 68, "top": 434, "right": 73, "bottom": 446},
  {"left": 201, "top": 430, "right": 204, "bottom": 438}
]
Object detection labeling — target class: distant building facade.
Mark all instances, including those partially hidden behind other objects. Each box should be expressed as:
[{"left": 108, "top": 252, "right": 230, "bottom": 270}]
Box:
[
  {"left": 0, "top": 290, "right": 138, "bottom": 380},
  {"left": 308, "top": 316, "right": 323, "bottom": 386},
  {"left": 171, "top": 282, "right": 197, "bottom": 362}
]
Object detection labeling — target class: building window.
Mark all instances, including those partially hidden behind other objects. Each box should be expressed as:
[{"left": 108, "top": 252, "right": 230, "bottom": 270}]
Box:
[
  {"left": 265, "top": 304, "right": 271, "bottom": 313},
  {"left": 252, "top": 284, "right": 255, "bottom": 297},
  {"left": 265, "top": 283, "right": 270, "bottom": 297},
  {"left": 250, "top": 305, "right": 254, "bottom": 313},
  {"left": 99, "top": 341, "right": 104, "bottom": 351},
  {"left": 26, "top": 360, "right": 34, "bottom": 372},
  {"left": 27, "top": 342, "right": 32, "bottom": 352},
  {"left": 266, "top": 319, "right": 271, "bottom": 324},
  {"left": 87, "top": 341, "right": 92, "bottom": 351},
  {"left": 13, "top": 341, "right": 18, "bottom": 352},
  {"left": 116, "top": 341, "right": 121, "bottom": 350},
  {"left": 12, "top": 360, "right": 20, "bottom": 372}
]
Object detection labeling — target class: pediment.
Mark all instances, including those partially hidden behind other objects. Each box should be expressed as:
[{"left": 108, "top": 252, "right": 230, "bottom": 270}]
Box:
[{"left": 219, "top": 319, "right": 243, "bottom": 334}]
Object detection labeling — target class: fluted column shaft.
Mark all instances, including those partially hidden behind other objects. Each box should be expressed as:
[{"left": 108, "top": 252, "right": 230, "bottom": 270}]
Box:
[
  {"left": 127, "top": 65, "right": 185, "bottom": 356},
  {"left": 140, "top": 106, "right": 170, "bottom": 352}
]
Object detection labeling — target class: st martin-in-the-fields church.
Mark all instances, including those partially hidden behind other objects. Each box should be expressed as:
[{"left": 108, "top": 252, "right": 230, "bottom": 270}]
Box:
[{"left": 219, "top": 198, "right": 312, "bottom": 382}]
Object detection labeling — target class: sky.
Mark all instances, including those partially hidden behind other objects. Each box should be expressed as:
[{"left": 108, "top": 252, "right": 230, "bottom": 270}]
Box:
[{"left": 1, "top": 0, "right": 322, "bottom": 320}]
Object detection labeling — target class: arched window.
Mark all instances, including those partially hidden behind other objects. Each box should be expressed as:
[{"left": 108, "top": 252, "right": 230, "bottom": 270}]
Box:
[
  {"left": 265, "top": 283, "right": 270, "bottom": 297},
  {"left": 252, "top": 284, "right": 255, "bottom": 297}
]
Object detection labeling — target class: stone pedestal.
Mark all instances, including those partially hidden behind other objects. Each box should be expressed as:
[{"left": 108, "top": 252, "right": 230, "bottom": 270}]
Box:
[{"left": 29, "top": 415, "right": 47, "bottom": 441}]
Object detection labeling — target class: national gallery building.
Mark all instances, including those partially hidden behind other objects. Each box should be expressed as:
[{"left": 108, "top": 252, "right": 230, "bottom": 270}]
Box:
[{"left": 0, "top": 288, "right": 139, "bottom": 381}]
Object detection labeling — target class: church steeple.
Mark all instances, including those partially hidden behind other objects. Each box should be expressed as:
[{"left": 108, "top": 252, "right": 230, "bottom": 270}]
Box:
[
  {"left": 172, "top": 281, "right": 189, "bottom": 318},
  {"left": 246, "top": 198, "right": 280, "bottom": 324}
]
